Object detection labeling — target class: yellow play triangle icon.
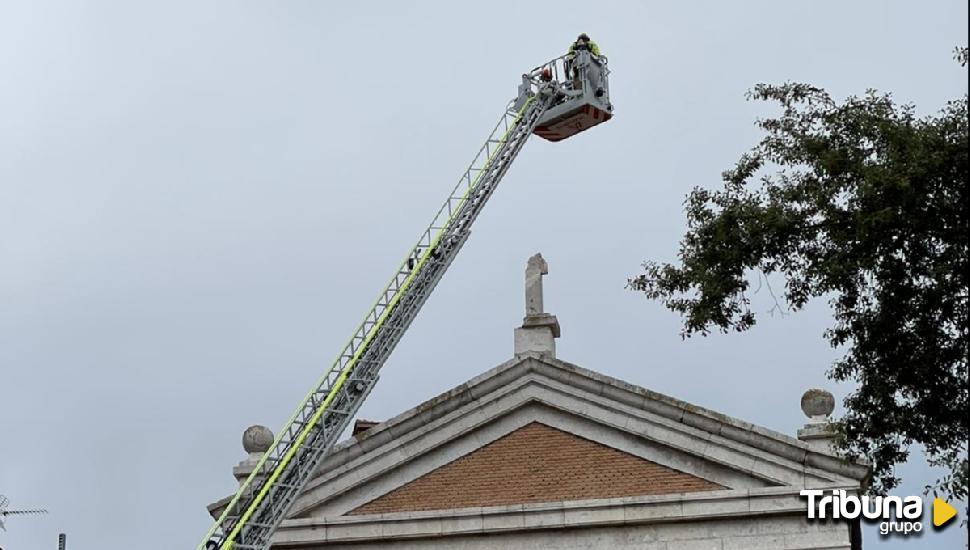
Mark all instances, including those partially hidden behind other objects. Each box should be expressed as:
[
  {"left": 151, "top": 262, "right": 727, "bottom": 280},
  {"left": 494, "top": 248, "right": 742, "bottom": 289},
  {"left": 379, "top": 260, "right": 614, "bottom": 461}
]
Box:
[{"left": 932, "top": 498, "right": 957, "bottom": 527}]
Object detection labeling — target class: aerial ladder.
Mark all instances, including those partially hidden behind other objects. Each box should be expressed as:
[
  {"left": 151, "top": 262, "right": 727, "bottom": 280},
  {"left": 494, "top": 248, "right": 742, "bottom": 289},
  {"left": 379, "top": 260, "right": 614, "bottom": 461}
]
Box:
[{"left": 200, "top": 46, "right": 612, "bottom": 550}]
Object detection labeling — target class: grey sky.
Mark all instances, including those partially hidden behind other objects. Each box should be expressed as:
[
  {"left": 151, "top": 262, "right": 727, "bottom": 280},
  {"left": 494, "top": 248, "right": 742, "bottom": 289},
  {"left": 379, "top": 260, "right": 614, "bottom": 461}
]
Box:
[{"left": 1, "top": 1, "right": 966, "bottom": 548}]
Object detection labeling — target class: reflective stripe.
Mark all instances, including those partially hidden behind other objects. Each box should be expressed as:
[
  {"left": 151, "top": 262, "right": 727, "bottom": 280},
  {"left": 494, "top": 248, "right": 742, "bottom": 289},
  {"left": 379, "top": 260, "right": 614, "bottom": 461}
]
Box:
[{"left": 212, "top": 96, "right": 537, "bottom": 550}]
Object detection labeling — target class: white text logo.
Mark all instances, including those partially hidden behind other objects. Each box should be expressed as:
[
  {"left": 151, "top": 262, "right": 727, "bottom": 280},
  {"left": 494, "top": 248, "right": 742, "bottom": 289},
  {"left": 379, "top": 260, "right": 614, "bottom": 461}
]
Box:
[{"left": 800, "top": 489, "right": 924, "bottom": 536}]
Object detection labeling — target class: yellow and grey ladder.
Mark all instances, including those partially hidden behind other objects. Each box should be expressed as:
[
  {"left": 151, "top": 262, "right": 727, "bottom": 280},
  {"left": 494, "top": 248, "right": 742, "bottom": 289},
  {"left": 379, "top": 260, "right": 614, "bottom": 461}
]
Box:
[{"left": 199, "top": 63, "right": 561, "bottom": 550}]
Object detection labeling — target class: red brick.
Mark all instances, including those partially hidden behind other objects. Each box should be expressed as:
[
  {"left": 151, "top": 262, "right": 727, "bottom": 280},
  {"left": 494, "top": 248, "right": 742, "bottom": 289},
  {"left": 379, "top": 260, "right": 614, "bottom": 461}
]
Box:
[{"left": 350, "top": 422, "right": 722, "bottom": 515}]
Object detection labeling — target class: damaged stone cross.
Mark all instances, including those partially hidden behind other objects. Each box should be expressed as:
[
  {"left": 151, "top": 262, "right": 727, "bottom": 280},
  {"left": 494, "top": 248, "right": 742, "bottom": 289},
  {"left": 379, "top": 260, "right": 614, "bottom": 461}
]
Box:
[{"left": 514, "top": 253, "right": 561, "bottom": 358}]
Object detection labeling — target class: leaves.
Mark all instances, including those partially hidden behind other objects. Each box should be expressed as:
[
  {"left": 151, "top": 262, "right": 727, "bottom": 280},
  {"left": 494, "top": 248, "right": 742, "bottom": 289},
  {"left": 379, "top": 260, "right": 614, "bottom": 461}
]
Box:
[{"left": 631, "top": 55, "right": 969, "bottom": 501}]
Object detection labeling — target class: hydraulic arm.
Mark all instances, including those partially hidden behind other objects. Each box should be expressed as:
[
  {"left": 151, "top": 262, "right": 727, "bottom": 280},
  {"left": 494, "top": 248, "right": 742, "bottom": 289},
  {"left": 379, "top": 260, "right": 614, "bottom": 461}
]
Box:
[{"left": 200, "top": 50, "right": 611, "bottom": 550}]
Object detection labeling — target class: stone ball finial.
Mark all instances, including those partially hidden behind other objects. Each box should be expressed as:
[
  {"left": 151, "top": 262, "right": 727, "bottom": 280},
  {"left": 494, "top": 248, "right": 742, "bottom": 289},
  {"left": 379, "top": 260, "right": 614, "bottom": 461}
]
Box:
[
  {"left": 800, "top": 389, "right": 835, "bottom": 420},
  {"left": 242, "top": 425, "right": 274, "bottom": 454}
]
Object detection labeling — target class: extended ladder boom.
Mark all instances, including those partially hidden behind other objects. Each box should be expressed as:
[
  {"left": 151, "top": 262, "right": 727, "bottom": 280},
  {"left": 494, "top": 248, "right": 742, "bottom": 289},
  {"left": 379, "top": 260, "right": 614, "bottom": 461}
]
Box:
[{"left": 201, "top": 61, "right": 568, "bottom": 550}]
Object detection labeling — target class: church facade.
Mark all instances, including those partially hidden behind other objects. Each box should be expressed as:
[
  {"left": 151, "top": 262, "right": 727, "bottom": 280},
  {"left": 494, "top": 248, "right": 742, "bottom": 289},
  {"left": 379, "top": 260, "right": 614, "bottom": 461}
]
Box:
[{"left": 208, "top": 254, "right": 869, "bottom": 549}]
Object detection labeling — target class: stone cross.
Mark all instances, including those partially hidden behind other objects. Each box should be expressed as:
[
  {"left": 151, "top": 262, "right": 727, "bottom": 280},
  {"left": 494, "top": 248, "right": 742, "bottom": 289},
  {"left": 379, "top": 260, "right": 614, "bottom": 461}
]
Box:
[
  {"left": 515, "top": 253, "right": 560, "bottom": 357},
  {"left": 525, "top": 253, "right": 548, "bottom": 316}
]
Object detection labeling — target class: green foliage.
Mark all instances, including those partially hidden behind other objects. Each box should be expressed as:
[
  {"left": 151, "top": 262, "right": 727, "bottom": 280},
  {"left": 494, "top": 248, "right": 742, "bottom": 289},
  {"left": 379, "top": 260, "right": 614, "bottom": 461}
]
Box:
[{"left": 631, "top": 50, "right": 968, "bottom": 501}]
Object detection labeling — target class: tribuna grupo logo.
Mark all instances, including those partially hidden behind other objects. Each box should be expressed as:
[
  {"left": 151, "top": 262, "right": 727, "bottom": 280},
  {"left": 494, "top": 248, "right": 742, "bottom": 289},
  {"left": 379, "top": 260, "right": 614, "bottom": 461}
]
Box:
[{"left": 800, "top": 489, "right": 958, "bottom": 536}]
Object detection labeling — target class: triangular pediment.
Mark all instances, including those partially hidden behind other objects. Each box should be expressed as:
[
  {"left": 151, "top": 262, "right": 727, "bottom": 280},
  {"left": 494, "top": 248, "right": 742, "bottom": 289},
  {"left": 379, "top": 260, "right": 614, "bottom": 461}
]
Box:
[
  {"left": 271, "top": 355, "right": 867, "bottom": 521},
  {"left": 208, "top": 354, "right": 869, "bottom": 538},
  {"left": 350, "top": 421, "right": 724, "bottom": 515}
]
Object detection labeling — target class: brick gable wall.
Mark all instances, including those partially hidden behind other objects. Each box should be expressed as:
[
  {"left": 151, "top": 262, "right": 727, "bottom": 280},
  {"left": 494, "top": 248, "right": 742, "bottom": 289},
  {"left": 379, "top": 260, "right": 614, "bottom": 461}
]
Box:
[{"left": 349, "top": 422, "right": 723, "bottom": 515}]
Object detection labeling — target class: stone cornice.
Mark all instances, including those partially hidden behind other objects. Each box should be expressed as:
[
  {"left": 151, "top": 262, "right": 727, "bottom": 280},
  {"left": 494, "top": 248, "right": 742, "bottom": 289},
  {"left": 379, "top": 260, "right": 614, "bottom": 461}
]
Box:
[{"left": 272, "top": 485, "right": 859, "bottom": 547}]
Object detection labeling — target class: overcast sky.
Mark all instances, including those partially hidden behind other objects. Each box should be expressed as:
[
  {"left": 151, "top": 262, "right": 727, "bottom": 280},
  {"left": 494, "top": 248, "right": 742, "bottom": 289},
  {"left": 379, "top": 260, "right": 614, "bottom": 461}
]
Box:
[{"left": 1, "top": 1, "right": 967, "bottom": 549}]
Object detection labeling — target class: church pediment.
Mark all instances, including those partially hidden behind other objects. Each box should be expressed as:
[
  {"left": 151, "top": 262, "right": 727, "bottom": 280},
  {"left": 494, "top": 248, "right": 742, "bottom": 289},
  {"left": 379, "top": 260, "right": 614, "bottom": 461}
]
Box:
[{"left": 271, "top": 355, "right": 867, "bottom": 521}]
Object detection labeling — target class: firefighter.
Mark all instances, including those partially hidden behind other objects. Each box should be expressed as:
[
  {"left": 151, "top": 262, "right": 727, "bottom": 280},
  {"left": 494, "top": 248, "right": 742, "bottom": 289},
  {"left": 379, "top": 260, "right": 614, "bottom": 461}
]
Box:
[
  {"left": 566, "top": 33, "right": 605, "bottom": 96},
  {"left": 568, "top": 33, "right": 601, "bottom": 56}
]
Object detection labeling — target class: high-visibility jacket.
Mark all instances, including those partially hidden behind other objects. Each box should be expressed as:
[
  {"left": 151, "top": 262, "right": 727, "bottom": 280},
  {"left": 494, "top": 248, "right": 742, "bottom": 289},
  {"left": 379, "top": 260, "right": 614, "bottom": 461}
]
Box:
[{"left": 568, "top": 40, "right": 601, "bottom": 56}]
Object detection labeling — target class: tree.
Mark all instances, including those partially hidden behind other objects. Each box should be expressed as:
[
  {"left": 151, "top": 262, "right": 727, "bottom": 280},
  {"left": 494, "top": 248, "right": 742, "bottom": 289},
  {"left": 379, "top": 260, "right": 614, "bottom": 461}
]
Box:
[{"left": 630, "top": 48, "right": 968, "bottom": 501}]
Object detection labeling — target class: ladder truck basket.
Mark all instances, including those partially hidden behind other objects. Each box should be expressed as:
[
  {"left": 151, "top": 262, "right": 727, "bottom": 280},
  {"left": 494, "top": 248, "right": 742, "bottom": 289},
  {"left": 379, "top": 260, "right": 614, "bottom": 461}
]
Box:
[{"left": 524, "top": 49, "right": 613, "bottom": 142}]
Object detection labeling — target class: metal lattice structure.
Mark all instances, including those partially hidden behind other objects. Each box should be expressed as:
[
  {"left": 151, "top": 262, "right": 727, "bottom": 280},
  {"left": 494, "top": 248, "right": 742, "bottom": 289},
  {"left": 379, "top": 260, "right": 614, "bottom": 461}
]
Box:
[{"left": 200, "top": 50, "right": 611, "bottom": 550}]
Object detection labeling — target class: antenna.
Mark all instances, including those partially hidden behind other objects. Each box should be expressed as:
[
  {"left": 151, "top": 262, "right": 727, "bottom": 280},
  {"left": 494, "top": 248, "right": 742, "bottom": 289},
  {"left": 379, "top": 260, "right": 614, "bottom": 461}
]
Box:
[{"left": 0, "top": 494, "right": 49, "bottom": 531}]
